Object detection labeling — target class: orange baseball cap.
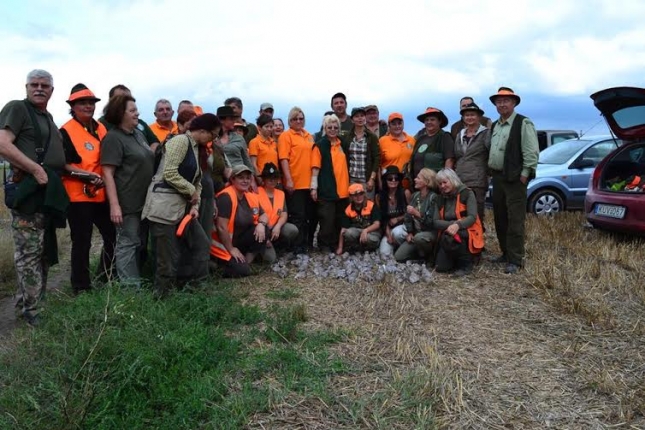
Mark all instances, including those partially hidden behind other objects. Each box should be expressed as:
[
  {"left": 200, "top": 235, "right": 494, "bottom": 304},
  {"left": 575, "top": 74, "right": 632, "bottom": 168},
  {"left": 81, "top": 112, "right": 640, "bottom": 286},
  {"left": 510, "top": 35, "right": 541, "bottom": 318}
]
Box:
[
  {"left": 388, "top": 112, "right": 403, "bottom": 123},
  {"left": 348, "top": 183, "right": 365, "bottom": 195}
]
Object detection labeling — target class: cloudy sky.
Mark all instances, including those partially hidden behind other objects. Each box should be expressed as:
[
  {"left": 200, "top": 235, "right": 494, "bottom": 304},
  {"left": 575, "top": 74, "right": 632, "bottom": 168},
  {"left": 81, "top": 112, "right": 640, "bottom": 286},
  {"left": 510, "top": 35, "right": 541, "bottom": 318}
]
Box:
[{"left": 2, "top": 0, "right": 644, "bottom": 135}]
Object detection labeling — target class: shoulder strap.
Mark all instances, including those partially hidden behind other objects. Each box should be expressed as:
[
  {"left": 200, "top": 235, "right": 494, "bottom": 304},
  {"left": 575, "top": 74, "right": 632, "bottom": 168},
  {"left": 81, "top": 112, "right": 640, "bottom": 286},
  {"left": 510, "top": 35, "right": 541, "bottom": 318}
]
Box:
[{"left": 22, "top": 100, "right": 51, "bottom": 165}]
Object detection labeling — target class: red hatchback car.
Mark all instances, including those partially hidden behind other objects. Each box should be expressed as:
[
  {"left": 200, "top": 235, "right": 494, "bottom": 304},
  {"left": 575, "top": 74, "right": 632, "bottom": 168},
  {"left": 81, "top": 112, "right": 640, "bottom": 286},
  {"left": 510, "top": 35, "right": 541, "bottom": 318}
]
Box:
[{"left": 585, "top": 87, "right": 645, "bottom": 235}]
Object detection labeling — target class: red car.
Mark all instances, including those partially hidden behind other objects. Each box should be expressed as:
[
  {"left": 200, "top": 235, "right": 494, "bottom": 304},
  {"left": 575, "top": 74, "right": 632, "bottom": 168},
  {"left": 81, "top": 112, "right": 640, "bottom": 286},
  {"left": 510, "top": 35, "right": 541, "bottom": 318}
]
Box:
[{"left": 585, "top": 87, "right": 645, "bottom": 235}]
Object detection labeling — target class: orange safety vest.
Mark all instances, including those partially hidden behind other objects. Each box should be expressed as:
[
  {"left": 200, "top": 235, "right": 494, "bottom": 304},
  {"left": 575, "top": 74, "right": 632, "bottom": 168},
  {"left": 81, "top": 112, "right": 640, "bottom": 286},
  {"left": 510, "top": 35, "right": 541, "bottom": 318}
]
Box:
[
  {"left": 210, "top": 186, "right": 260, "bottom": 261},
  {"left": 439, "top": 188, "right": 484, "bottom": 254},
  {"left": 257, "top": 186, "right": 285, "bottom": 228},
  {"left": 61, "top": 119, "right": 107, "bottom": 202},
  {"left": 345, "top": 200, "right": 375, "bottom": 221}
]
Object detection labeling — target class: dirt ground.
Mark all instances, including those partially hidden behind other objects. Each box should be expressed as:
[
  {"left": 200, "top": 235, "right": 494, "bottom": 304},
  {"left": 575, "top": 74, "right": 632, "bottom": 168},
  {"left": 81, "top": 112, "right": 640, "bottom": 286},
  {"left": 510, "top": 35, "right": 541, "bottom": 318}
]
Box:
[
  {"left": 245, "top": 214, "right": 645, "bottom": 429},
  {"left": 2, "top": 213, "right": 644, "bottom": 428}
]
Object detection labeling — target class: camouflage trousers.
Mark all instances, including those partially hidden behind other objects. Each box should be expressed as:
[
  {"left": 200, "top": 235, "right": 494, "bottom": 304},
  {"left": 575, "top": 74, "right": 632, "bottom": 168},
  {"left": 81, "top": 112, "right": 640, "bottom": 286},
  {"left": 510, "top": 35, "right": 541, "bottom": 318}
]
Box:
[{"left": 11, "top": 210, "right": 49, "bottom": 320}]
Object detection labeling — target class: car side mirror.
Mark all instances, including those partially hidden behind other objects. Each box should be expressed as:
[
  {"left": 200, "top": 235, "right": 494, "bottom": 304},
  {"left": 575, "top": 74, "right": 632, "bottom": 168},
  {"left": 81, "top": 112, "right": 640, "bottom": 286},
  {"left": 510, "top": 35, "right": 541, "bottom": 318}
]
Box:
[{"left": 570, "top": 158, "right": 594, "bottom": 169}]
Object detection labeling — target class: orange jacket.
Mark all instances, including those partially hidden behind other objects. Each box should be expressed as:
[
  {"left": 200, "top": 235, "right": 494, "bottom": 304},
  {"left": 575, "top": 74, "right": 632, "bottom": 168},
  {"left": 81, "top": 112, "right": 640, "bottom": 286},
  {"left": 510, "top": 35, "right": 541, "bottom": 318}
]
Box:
[
  {"left": 439, "top": 188, "right": 484, "bottom": 254},
  {"left": 61, "top": 119, "right": 107, "bottom": 202},
  {"left": 210, "top": 186, "right": 260, "bottom": 261},
  {"left": 257, "top": 186, "right": 285, "bottom": 228}
]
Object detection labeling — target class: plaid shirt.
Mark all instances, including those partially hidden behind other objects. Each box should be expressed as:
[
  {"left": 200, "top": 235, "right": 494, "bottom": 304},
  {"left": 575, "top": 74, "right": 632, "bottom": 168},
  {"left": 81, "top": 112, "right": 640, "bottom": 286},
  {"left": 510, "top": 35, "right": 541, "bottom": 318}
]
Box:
[{"left": 348, "top": 134, "right": 368, "bottom": 182}]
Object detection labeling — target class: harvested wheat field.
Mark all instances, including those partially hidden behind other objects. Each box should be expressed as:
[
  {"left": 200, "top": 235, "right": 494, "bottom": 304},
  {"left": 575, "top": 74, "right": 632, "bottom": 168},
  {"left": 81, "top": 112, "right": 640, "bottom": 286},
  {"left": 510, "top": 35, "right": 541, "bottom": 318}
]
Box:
[{"left": 243, "top": 212, "right": 645, "bottom": 429}]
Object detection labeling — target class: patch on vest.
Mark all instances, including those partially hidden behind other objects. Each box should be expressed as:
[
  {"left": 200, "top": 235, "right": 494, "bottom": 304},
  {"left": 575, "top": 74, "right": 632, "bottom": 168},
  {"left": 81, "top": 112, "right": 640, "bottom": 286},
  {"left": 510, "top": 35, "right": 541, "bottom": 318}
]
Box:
[
  {"left": 417, "top": 143, "right": 428, "bottom": 153},
  {"left": 252, "top": 207, "right": 259, "bottom": 215},
  {"left": 84, "top": 142, "right": 94, "bottom": 151},
  {"left": 277, "top": 209, "right": 282, "bottom": 215},
  {"left": 137, "top": 123, "right": 144, "bottom": 131},
  {"left": 406, "top": 143, "right": 413, "bottom": 150}
]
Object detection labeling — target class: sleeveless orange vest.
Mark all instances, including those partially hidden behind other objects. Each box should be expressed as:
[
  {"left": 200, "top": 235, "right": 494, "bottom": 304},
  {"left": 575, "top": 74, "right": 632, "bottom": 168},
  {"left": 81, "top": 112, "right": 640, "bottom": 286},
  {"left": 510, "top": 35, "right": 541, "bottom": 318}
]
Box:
[
  {"left": 210, "top": 186, "right": 260, "bottom": 261},
  {"left": 439, "top": 188, "right": 484, "bottom": 254},
  {"left": 345, "top": 200, "right": 375, "bottom": 219},
  {"left": 61, "top": 119, "right": 107, "bottom": 202},
  {"left": 257, "top": 186, "right": 285, "bottom": 228}
]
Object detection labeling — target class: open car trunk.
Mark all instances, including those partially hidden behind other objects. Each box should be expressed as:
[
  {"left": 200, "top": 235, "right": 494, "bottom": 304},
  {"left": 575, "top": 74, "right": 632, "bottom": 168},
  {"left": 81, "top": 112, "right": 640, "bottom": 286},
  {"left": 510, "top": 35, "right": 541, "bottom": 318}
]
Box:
[
  {"left": 591, "top": 87, "right": 645, "bottom": 192},
  {"left": 599, "top": 143, "right": 645, "bottom": 192}
]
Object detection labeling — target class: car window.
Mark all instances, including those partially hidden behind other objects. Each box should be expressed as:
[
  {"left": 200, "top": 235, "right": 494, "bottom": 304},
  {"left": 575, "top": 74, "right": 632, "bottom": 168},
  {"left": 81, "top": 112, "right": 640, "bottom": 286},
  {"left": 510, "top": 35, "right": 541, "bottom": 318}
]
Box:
[
  {"left": 613, "top": 106, "right": 645, "bottom": 129},
  {"left": 581, "top": 141, "right": 617, "bottom": 166},
  {"left": 551, "top": 134, "right": 578, "bottom": 146},
  {"left": 539, "top": 139, "right": 589, "bottom": 164},
  {"left": 628, "top": 147, "right": 645, "bottom": 164}
]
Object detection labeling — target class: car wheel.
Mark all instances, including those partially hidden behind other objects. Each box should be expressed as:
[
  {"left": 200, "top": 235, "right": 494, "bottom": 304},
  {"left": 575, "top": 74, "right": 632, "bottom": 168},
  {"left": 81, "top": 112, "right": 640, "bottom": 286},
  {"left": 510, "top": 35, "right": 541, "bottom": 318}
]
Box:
[{"left": 529, "top": 189, "right": 564, "bottom": 215}]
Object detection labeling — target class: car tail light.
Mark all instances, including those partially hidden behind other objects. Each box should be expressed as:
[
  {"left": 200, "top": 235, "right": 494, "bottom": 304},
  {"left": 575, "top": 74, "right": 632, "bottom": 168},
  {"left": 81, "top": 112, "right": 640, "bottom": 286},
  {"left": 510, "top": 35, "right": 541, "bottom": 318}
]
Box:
[{"left": 591, "top": 164, "right": 601, "bottom": 188}]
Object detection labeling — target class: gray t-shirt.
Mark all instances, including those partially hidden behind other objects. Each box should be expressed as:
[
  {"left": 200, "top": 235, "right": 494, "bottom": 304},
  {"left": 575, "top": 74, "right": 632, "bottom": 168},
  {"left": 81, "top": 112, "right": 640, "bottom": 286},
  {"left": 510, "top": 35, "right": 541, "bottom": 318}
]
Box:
[
  {"left": 100, "top": 128, "right": 155, "bottom": 214},
  {"left": 0, "top": 100, "right": 65, "bottom": 170},
  {"left": 223, "top": 132, "right": 255, "bottom": 173}
]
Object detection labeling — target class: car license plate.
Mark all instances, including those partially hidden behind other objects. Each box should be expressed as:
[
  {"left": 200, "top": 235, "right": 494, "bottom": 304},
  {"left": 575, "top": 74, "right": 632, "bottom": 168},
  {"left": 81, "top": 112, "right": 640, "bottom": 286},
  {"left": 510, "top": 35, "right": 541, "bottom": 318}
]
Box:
[{"left": 595, "top": 204, "right": 626, "bottom": 219}]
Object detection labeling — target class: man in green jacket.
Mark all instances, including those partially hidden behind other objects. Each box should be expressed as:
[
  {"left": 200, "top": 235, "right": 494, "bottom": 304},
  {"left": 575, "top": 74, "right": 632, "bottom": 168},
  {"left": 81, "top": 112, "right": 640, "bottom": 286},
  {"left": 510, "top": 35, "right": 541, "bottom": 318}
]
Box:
[
  {"left": 487, "top": 87, "right": 539, "bottom": 274},
  {"left": 0, "top": 69, "right": 68, "bottom": 325}
]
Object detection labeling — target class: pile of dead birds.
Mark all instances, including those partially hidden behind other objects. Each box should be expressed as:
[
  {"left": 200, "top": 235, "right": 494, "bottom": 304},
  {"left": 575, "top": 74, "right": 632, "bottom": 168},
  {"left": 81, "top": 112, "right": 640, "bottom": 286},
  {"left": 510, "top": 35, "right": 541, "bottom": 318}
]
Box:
[{"left": 270, "top": 252, "right": 434, "bottom": 284}]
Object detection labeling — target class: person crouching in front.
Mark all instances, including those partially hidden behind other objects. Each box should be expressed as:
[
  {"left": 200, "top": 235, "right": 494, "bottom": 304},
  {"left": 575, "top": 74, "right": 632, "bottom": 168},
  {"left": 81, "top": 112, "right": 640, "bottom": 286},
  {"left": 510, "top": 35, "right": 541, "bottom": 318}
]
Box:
[
  {"left": 433, "top": 168, "right": 484, "bottom": 276},
  {"left": 335, "top": 183, "right": 381, "bottom": 255},
  {"left": 257, "top": 162, "right": 299, "bottom": 261},
  {"left": 211, "top": 165, "right": 271, "bottom": 278}
]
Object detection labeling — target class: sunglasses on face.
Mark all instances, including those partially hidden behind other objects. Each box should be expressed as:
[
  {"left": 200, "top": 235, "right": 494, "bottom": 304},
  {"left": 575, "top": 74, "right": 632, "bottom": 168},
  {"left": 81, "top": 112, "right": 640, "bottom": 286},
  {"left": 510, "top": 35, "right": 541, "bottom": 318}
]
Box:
[
  {"left": 386, "top": 176, "right": 399, "bottom": 182},
  {"left": 291, "top": 117, "right": 304, "bottom": 122},
  {"left": 326, "top": 126, "right": 339, "bottom": 130},
  {"left": 351, "top": 192, "right": 366, "bottom": 196}
]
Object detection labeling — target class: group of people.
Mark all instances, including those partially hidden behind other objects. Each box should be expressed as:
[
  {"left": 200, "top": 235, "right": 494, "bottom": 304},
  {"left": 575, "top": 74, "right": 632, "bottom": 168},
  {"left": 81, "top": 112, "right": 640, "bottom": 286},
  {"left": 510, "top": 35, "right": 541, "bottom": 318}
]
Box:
[{"left": 0, "top": 69, "right": 539, "bottom": 325}]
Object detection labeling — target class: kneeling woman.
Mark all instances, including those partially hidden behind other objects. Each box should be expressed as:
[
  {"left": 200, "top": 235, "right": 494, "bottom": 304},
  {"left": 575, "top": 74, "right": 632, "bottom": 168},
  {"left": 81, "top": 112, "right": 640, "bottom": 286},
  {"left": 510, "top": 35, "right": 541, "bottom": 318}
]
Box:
[
  {"left": 211, "top": 165, "right": 270, "bottom": 277},
  {"left": 394, "top": 168, "right": 439, "bottom": 263},
  {"left": 142, "top": 114, "right": 219, "bottom": 296},
  {"left": 257, "top": 163, "right": 299, "bottom": 262},
  {"left": 336, "top": 184, "right": 381, "bottom": 255},
  {"left": 433, "top": 168, "right": 484, "bottom": 276}
]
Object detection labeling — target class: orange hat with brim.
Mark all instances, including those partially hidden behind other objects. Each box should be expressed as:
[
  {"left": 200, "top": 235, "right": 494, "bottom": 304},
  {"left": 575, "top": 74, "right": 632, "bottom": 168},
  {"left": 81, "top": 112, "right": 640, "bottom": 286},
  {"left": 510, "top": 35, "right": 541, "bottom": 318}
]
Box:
[
  {"left": 66, "top": 86, "right": 101, "bottom": 104},
  {"left": 388, "top": 112, "right": 403, "bottom": 123},
  {"left": 489, "top": 87, "right": 521, "bottom": 106},
  {"left": 416, "top": 107, "right": 448, "bottom": 128}
]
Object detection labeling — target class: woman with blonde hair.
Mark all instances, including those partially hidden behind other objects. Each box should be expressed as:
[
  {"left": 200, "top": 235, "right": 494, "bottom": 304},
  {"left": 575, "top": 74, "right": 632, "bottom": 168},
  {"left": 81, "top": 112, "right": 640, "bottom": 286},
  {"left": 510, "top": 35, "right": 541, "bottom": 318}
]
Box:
[
  {"left": 277, "top": 107, "right": 316, "bottom": 254},
  {"left": 433, "top": 168, "right": 484, "bottom": 276},
  {"left": 394, "top": 168, "right": 439, "bottom": 263},
  {"left": 310, "top": 114, "right": 350, "bottom": 252}
]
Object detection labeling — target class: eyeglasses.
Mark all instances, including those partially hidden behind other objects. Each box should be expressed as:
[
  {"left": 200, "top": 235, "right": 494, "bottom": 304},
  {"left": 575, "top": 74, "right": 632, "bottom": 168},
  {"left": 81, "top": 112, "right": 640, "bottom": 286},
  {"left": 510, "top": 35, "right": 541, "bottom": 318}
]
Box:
[
  {"left": 291, "top": 117, "right": 304, "bottom": 122},
  {"left": 326, "top": 126, "right": 339, "bottom": 130},
  {"left": 351, "top": 192, "right": 366, "bottom": 196},
  {"left": 28, "top": 83, "right": 52, "bottom": 90},
  {"left": 386, "top": 176, "right": 399, "bottom": 182}
]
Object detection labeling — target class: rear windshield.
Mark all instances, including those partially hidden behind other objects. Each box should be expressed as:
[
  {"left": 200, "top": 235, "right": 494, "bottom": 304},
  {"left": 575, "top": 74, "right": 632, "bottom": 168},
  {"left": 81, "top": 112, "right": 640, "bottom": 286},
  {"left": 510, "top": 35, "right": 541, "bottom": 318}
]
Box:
[
  {"left": 613, "top": 106, "right": 645, "bottom": 129},
  {"left": 539, "top": 139, "right": 589, "bottom": 164}
]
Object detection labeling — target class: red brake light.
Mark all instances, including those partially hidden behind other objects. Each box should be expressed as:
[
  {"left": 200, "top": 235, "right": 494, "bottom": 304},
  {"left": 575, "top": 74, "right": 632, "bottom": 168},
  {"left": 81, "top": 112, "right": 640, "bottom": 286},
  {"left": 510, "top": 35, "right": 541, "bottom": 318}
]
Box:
[{"left": 591, "top": 164, "right": 601, "bottom": 188}]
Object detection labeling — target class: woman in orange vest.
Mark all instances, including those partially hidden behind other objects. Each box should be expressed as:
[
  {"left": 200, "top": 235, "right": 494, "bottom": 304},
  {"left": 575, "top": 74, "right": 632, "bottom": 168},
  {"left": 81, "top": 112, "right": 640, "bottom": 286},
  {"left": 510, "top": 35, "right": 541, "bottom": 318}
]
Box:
[
  {"left": 60, "top": 83, "right": 115, "bottom": 294},
  {"left": 257, "top": 162, "right": 298, "bottom": 262},
  {"left": 211, "top": 165, "right": 270, "bottom": 277},
  {"left": 434, "top": 168, "right": 484, "bottom": 276},
  {"left": 310, "top": 114, "right": 350, "bottom": 252}
]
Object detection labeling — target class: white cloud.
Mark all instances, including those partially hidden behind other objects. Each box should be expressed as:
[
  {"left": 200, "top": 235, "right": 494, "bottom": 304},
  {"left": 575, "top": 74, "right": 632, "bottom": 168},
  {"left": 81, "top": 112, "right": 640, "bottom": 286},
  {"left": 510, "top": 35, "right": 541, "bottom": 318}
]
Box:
[{"left": 0, "top": 0, "right": 642, "bottom": 126}]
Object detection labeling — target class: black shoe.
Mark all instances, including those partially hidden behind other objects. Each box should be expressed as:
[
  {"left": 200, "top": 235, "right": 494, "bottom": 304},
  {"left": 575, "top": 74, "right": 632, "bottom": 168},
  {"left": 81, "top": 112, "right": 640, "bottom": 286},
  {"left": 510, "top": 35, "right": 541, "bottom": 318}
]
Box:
[
  {"left": 492, "top": 254, "right": 507, "bottom": 264},
  {"left": 504, "top": 263, "right": 520, "bottom": 274}
]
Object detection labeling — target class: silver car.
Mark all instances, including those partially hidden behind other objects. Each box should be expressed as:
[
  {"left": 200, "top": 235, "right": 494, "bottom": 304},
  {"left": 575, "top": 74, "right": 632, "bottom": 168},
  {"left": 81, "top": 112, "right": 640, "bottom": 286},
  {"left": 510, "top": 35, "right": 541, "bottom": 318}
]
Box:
[{"left": 526, "top": 135, "right": 621, "bottom": 215}]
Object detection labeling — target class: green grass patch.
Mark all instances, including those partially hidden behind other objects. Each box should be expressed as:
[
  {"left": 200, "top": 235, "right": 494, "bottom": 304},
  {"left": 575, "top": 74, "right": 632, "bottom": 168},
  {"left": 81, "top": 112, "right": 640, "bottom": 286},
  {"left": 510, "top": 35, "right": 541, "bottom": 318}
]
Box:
[
  {"left": 0, "top": 282, "right": 346, "bottom": 429},
  {"left": 265, "top": 287, "right": 300, "bottom": 301}
]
